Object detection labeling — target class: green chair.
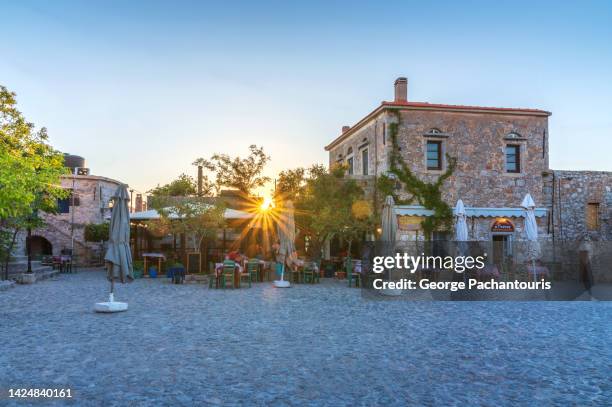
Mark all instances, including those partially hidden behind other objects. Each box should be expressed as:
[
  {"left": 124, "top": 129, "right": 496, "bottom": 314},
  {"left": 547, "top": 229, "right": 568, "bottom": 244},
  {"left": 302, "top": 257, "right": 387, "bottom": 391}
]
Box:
[
  {"left": 222, "top": 260, "right": 236, "bottom": 289},
  {"left": 247, "top": 259, "right": 260, "bottom": 282},
  {"left": 302, "top": 261, "right": 316, "bottom": 284},
  {"left": 239, "top": 266, "right": 252, "bottom": 288},
  {"left": 289, "top": 265, "right": 301, "bottom": 283},
  {"left": 347, "top": 257, "right": 360, "bottom": 288}
]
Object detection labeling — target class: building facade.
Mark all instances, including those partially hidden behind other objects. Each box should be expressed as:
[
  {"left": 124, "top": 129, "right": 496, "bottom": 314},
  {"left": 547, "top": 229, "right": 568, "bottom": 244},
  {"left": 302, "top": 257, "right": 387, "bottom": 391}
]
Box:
[
  {"left": 325, "top": 78, "right": 611, "bottom": 247},
  {"left": 15, "top": 155, "right": 124, "bottom": 265}
]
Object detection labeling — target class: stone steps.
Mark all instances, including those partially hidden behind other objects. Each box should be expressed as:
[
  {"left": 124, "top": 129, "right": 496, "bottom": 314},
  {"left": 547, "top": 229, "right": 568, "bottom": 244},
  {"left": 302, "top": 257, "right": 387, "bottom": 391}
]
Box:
[
  {"left": 15, "top": 267, "right": 60, "bottom": 284},
  {"left": 7, "top": 260, "right": 45, "bottom": 274}
]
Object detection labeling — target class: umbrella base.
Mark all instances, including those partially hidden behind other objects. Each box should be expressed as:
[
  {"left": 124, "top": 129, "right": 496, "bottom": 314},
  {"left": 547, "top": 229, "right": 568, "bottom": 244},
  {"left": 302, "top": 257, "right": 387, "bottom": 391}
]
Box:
[
  {"left": 95, "top": 301, "right": 128, "bottom": 313},
  {"left": 380, "top": 288, "right": 403, "bottom": 296},
  {"left": 94, "top": 294, "right": 128, "bottom": 313},
  {"left": 273, "top": 280, "right": 291, "bottom": 288}
]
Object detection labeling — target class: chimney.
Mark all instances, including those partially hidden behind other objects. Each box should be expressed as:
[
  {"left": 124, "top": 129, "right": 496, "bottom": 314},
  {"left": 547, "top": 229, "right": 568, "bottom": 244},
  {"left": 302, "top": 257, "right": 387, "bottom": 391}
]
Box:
[
  {"left": 394, "top": 77, "right": 408, "bottom": 103},
  {"left": 135, "top": 194, "right": 143, "bottom": 212},
  {"left": 342, "top": 125, "right": 351, "bottom": 134}
]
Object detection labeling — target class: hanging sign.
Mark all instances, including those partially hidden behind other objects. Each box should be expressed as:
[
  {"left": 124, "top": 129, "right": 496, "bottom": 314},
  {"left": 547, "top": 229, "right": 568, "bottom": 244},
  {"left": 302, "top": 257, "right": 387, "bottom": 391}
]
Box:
[{"left": 491, "top": 218, "right": 514, "bottom": 233}]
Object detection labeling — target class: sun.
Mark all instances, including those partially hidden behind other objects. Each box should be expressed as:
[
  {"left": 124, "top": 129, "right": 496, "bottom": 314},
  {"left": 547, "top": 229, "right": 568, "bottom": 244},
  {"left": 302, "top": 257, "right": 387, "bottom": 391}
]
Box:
[{"left": 259, "top": 196, "right": 275, "bottom": 212}]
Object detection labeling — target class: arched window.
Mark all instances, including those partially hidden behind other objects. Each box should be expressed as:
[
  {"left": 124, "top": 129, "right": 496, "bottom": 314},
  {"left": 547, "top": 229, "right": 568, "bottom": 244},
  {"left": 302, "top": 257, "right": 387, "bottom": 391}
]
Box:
[
  {"left": 429, "top": 128, "right": 442, "bottom": 134},
  {"left": 506, "top": 132, "right": 522, "bottom": 139}
]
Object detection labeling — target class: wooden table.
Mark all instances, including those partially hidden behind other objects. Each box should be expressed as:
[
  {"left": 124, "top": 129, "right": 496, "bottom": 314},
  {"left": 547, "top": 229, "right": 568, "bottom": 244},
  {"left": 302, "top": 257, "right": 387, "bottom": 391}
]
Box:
[{"left": 142, "top": 253, "right": 166, "bottom": 276}]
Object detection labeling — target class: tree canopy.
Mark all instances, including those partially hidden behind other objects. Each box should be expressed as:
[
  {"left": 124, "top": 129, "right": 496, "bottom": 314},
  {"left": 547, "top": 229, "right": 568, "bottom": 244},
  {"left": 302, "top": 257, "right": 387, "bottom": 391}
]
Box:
[
  {"left": 1, "top": 85, "right": 68, "bottom": 278},
  {"left": 194, "top": 145, "right": 270, "bottom": 194},
  {"left": 147, "top": 173, "right": 198, "bottom": 197},
  {"left": 280, "top": 164, "right": 374, "bottom": 259},
  {"left": 0, "top": 86, "right": 67, "bottom": 219}
]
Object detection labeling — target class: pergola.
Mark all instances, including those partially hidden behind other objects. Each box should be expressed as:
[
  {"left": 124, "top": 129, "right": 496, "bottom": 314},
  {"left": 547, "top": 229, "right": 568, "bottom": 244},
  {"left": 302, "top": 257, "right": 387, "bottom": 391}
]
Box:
[{"left": 127, "top": 207, "right": 256, "bottom": 269}]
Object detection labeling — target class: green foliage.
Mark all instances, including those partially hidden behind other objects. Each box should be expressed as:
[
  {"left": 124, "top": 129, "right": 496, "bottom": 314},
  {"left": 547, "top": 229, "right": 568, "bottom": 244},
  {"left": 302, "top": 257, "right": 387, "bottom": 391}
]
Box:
[
  {"left": 0, "top": 85, "right": 68, "bottom": 220},
  {"left": 1, "top": 85, "right": 68, "bottom": 278},
  {"left": 292, "top": 164, "right": 374, "bottom": 259},
  {"left": 193, "top": 145, "right": 270, "bottom": 194},
  {"left": 384, "top": 111, "right": 457, "bottom": 237},
  {"left": 150, "top": 196, "right": 226, "bottom": 252},
  {"left": 275, "top": 167, "right": 306, "bottom": 201},
  {"left": 84, "top": 223, "right": 110, "bottom": 242},
  {"left": 147, "top": 173, "right": 199, "bottom": 197}
]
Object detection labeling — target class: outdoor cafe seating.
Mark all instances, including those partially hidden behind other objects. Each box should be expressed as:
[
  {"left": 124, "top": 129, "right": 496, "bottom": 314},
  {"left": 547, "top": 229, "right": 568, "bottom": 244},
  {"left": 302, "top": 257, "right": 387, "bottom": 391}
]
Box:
[{"left": 209, "top": 257, "right": 274, "bottom": 289}]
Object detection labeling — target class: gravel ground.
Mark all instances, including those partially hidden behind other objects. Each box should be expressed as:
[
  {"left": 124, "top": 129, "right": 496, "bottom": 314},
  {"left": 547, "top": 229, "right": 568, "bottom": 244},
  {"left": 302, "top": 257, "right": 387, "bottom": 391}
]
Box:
[{"left": 1, "top": 269, "right": 611, "bottom": 406}]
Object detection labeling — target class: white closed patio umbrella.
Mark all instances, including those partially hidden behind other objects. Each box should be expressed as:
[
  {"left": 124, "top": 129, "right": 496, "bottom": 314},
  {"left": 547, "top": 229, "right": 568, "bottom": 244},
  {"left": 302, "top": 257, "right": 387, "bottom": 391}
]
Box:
[
  {"left": 455, "top": 199, "right": 468, "bottom": 242},
  {"left": 274, "top": 200, "right": 296, "bottom": 288},
  {"left": 380, "top": 195, "right": 401, "bottom": 296},
  {"left": 95, "top": 185, "right": 134, "bottom": 312},
  {"left": 521, "top": 193, "right": 541, "bottom": 281},
  {"left": 455, "top": 200, "right": 469, "bottom": 279}
]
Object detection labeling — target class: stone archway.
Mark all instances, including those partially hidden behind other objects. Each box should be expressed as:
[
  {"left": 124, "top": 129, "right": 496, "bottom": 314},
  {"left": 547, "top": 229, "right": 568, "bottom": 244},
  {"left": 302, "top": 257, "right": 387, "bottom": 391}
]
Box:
[{"left": 27, "top": 235, "right": 53, "bottom": 260}]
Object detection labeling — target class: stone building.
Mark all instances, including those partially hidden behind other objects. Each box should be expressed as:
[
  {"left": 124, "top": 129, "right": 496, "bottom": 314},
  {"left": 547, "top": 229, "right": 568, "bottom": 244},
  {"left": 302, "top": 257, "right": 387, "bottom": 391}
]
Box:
[
  {"left": 543, "top": 170, "right": 612, "bottom": 242},
  {"left": 15, "top": 155, "right": 124, "bottom": 265},
  {"left": 325, "top": 78, "right": 612, "bottom": 253}
]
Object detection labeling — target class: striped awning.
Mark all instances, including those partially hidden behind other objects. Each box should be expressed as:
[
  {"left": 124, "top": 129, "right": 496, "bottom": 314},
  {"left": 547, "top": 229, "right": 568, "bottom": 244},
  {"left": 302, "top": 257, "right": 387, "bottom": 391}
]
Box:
[{"left": 395, "top": 205, "right": 547, "bottom": 218}]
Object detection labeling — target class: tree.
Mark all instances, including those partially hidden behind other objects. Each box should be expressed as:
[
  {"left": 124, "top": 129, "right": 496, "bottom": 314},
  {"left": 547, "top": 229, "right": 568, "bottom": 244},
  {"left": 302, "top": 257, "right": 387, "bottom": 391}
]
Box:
[
  {"left": 0, "top": 85, "right": 68, "bottom": 279},
  {"left": 150, "top": 196, "right": 226, "bottom": 254},
  {"left": 275, "top": 167, "right": 306, "bottom": 201},
  {"left": 84, "top": 222, "right": 110, "bottom": 265},
  {"left": 291, "top": 164, "right": 374, "bottom": 260},
  {"left": 147, "top": 173, "right": 198, "bottom": 197},
  {"left": 193, "top": 145, "right": 270, "bottom": 194}
]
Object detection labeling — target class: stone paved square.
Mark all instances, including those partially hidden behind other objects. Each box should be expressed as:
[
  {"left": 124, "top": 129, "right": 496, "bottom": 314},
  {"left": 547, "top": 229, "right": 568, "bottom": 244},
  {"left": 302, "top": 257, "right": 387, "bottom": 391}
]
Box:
[{"left": 1, "top": 270, "right": 611, "bottom": 406}]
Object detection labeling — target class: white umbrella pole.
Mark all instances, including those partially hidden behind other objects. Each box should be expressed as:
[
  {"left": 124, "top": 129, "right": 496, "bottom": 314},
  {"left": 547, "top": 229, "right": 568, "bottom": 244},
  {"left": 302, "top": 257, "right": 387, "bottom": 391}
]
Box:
[{"left": 274, "top": 255, "right": 290, "bottom": 288}]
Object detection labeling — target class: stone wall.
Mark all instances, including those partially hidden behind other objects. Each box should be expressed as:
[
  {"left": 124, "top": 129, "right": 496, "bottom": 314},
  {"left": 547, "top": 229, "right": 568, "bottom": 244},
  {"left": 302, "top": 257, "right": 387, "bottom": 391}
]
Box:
[
  {"left": 390, "top": 109, "right": 549, "bottom": 208},
  {"left": 545, "top": 170, "right": 612, "bottom": 241},
  {"left": 329, "top": 108, "right": 549, "bottom": 208},
  {"left": 13, "top": 174, "right": 122, "bottom": 265}
]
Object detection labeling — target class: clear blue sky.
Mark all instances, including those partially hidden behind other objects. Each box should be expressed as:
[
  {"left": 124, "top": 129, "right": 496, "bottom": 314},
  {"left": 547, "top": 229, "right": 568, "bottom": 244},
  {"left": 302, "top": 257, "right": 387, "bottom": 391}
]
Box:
[{"left": 2, "top": 0, "right": 611, "bottom": 197}]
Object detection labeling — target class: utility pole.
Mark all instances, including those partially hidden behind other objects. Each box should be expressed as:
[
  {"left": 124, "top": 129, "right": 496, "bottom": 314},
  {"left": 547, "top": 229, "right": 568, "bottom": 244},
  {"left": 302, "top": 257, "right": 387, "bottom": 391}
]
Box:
[
  {"left": 71, "top": 167, "right": 77, "bottom": 258},
  {"left": 197, "top": 165, "right": 203, "bottom": 197},
  {"left": 26, "top": 227, "right": 32, "bottom": 273}
]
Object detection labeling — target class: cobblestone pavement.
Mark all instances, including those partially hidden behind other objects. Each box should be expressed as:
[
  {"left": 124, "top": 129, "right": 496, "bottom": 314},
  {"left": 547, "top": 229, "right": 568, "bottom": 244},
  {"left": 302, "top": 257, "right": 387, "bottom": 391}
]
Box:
[{"left": 1, "top": 270, "right": 611, "bottom": 406}]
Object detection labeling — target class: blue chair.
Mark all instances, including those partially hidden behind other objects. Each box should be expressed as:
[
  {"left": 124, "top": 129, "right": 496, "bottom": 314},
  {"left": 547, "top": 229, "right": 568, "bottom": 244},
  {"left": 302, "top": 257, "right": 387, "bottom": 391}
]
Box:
[{"left": 168, "top": 267, "right": 185, "bottom": 284}]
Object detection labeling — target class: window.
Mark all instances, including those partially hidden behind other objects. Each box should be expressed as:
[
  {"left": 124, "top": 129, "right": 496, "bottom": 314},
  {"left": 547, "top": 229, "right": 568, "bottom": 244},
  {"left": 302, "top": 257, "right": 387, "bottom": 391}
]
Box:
[
  {"left": 57, "top": 198, "right": 70, "bottom": 214},
  {"left": 362, "top": 149, "right": 369, "bottom": 175},
  {"left": 382, "top": 123, "right": 386, "bottom": 145},
  {"left": 505, "top": 145, "right": 520, "bottom": 173},
  {"left": 57, "top": 190, "right": 79, "bottom": 213},
  {"left": 586, "top": 203, "right": 600, "bottom": 231},
  {"left": 426, "top": 141, "right": 442, "bottom": 170},
  {"left": 346, "top": 147, "right": 354, "bottom": 175}
]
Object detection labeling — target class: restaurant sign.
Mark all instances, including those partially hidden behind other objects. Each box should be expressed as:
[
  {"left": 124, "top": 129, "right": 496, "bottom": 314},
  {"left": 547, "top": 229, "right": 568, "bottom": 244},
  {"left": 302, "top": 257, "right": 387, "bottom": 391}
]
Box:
[
  {"left": 397, "top": 215, "right": 423, "bottom": 231},
  {"left": 491, "top": 218, "right": 514, "bottom": 233}
]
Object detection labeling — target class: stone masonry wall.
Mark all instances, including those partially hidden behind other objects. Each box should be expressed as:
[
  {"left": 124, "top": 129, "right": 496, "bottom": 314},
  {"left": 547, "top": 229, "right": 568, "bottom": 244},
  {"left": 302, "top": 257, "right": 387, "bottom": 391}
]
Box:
[
  {"left": 545, "top": 170, "right": 612, "bottom": 241},
  {"left": 14, "top": 175, "right": 122, "bottom": 265},
  {"left": 391, "top": 109, "right": 549, "bottom": 208},
  {"left": 329, "top": 108, "right": 549, "bottom": 209}
]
